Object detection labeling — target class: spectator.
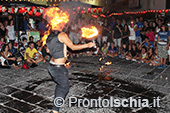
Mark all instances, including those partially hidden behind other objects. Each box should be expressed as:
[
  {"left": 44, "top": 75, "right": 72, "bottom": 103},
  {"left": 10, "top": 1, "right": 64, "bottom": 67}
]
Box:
[
  {"left": 112, "top": 19, "right": 123, "bottom": 53},
  {"left": 102, "top": 18, "right": 110, "bottom": 45},
  {"left": 145, "top": 28, "right": 155, "bottom": 42},
  {"left": 1, "top": 44, "right": 20, "bottom": 69},
  {"left": 145, "top": 48, "right": 154, "bottom": 64},
  {"left": 155, "top": 19, "right": 162, "bottom": 45},
  {"left": 0, "top": 37, "right": 6, "bottom": 50},
  {"left": 0, "top": 22, "right": 7, "bottom": 39},
  {"left": 140, "top": 20, "right": 149, "bottom": 41},
  {"left": 69, "top": 21, "right": 78, "bottom": 44},
  {"left": 100, "top": 42, "right": 108, "bottom": 56},
  {"left": 107, "top": 42, "right": 118, "bottom": 58},
  {"left": 140, "top": 37, "right": 155, "bottom": 50},
  {"left": 24, "top": 16, "right": 32, "bottom": 33},
  {"left": 157, "top": 25, "right": 169, "bottom": 69},
  {"left": 135, "top": 17, "right": 144, "bottom": 43},
  {"left": 110, "top": 16, "right": 116, "bottom": 29},
  {"left": 120, "top": 44, "right": 129, "bottom": 58},
  {"left": 122, "top": 24, "right": 130, "bottom": 46},
  {"left": 38, "top": 19, "right": 47, "bottom": 37},
  {"left": 125, "top": 44, "right": 138, "bottom": 61},
  {"left": 34, "top": 46, "right": 44, "bottom": 65},
  {"left": 150, "top": 49, "right": 161, "bottom": 66},
  {"left": 128, "top": 20, "right": 136, "bottom": 50},
  {"left": 24, "top": 42, "right": 38, "bottom": 64},
  {"left": 8, "top": 42, "right": 16, "bottom": 56},
  {"left": 139, "top": 46, "right": 147, "bottom": 63},
  {"left": 6, "top": 20, "right": 15, "bottom": 46}
]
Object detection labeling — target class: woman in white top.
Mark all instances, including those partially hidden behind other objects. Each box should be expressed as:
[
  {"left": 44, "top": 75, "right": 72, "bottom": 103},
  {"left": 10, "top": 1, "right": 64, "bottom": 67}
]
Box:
[
  {"left": 128, "top": 20, "right": 137, "bottom": 50},
  {"left": 6, "top": 20, "right": 15, "bottom": 46}
]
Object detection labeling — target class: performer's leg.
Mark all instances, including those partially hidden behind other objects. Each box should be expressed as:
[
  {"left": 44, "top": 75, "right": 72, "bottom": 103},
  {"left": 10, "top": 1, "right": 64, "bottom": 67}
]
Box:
[{"left": 48, "top": 65, "right": 69, "bottom": 112}]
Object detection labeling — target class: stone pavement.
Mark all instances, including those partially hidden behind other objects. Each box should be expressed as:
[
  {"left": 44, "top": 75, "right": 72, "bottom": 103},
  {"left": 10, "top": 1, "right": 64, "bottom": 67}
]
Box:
[{"left": 0, "top": 56, "right": 170, "bottom": 113}]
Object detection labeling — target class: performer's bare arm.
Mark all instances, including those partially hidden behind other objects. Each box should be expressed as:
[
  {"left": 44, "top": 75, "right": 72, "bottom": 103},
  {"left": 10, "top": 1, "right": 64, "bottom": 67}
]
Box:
[{"left": 58, "top": 32, "right": 95, "bottom": 50}]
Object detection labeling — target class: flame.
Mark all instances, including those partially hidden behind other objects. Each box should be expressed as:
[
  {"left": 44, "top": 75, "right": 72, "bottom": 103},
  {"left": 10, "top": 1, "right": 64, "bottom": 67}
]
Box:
[
  {"left": 81, "top": 26, "right": 99, "bottom": 39},
  {"left": 42, "top": 24, "right": 50, "bottom": 46},
  {"left": 42, "top": 7, "right": 69, "bottom": 45},
  {"left": 43, "top": 7, "right": 69, "bottom": 31},
  {"left": 65, "top": 62, "right": 70, "bottom": 67},
  {"left": 105, "top": 61, "right": 112, "bottom": 65},
  {"left": 99, "top": 57, "right": 104, "bottom": 62},
  {"left": 100, "top": 66, "right": 104, "bottom": 71}
]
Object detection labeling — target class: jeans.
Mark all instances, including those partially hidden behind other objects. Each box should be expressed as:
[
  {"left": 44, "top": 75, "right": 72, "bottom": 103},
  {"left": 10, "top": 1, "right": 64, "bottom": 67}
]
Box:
[
  {"left": 135, "top": 36, "right": 142, "bottom": 44},
  {"left": 48, "top": 65, "right": 69, "bottom": 112}
]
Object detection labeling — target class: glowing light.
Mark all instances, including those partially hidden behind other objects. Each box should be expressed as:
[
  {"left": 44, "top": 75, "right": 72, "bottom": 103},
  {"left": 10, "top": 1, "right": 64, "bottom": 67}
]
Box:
[
  {"left": 65, "top": 62, "right": 71, "bottom": 67},
  {"left": 81, "top": 26, "right": 98, "bottom": 39},
  {"left": 100, "top": 66, "right": 104, "bottom": 71},
  {"left": 105, "top": 61, "right": 112, "bottom": 65}
]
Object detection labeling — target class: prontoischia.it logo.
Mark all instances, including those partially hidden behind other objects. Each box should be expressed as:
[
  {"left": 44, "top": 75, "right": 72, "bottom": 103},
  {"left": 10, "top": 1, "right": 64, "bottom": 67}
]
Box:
[{"left": 54, "top": 96, "right": 161, "bottom": 108}]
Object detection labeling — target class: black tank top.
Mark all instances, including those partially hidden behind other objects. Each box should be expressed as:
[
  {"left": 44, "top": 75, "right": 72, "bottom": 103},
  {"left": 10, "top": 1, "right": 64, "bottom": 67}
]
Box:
[{"left": 46, "top": 31, "right": 65, "bottom": 59}]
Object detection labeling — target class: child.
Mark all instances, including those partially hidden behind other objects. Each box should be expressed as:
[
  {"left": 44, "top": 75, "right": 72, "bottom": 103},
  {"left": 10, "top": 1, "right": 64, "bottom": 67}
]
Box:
[
  {"left": 139, "top": 46, "right": 147, "bottom": 63},
  {"left": 145, "top": 48, "right": 154, "bottom": 64},
  {"left": 120, "top": 44, "right": 128, "bottom": 58},
  {"left": 107, "top": 42, "right": 118, "bottom": 58},
  {"left": 150, "top": 49, "right": 161, "bottom": 66},
  {"left": 100, "top": 42, "right": 108, "bottom": 56}
]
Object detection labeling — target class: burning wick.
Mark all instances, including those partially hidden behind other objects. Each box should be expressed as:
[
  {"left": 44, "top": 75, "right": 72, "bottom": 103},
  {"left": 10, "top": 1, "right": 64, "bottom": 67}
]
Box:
[
  {"left": 100, "top": 66, "right": 104, "bottom": 71},
  {"left": 99, "top": 57, "right": 105, "bottom": 62},
  {"left": 105, "top": 61, "right": 112, "bottom": 65},
  {"left": 65, "top": 62, "right": 70, "bottom": 67}
]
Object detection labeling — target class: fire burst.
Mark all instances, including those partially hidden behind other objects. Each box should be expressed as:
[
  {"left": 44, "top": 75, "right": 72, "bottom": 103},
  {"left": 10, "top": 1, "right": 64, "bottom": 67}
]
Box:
[
  {"left": 42, "top": 7, "right": 69, "bottom": 45},
  {"left": 81, "top": 26, "right": 99, "bottom": 39}
]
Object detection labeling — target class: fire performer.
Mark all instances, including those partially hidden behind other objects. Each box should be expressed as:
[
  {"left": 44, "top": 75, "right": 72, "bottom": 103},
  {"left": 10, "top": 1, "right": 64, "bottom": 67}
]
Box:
[{"left": 42, "top": 7, "right": 95, "bottom": 113}]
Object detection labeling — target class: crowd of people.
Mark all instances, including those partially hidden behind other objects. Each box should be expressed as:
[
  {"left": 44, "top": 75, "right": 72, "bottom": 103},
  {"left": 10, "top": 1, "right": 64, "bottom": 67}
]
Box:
[{"left": 0, "top": 13, "right": 170, "bottom": 69}]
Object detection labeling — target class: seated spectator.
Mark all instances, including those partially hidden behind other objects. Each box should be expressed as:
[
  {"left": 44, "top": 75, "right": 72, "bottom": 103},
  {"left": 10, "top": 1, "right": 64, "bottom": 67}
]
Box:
[
  {"left": 125, "top": 44, "right": 138, "bottom": 61},
  {"left": 34, "top": 46, "right": 43, "bottom": 65},
  {"left": 8, "top": 42, "right": 16, "bottom": 56},
  {"left": 107, "top": 42, "right": 118, "bottom": 57},
  {"left": 120, "top": 44, "right": 128, "bottom": 58},
  {"left": 29, "top": 36, "right": 38, "bottom": 49},
  {"left": 150, "top": 49, "right": 161, "bottom": 66},
  {"left": 136, "top": 42, "right": 141, "bottom": 55},
  {"left": 100, "top": 42, "right": 108, "bottom": 56},
  {"left": 138, "top": 46, "right": 147, "bottom": 63},
  {"left": 0, "top": 44, "right": 21, "bottom": 69},
  {"left": 0, "top": 37, "right": 6, "bottom": 50},
  {"left": 145, "top": 48, "right": 154, "bottom": 64},
  {"left": 140, "top": 37, "right": 155, "bottom": 50},
  {"left": 22, "top": 37, "right": 28, "bottom": 50},
  {"left": 24, "top": 42, "right": 39, "bottom": 64}
]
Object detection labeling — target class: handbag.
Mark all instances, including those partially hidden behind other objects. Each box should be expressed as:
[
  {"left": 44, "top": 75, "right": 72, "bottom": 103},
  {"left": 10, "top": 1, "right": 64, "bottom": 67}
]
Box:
[{"left": 22, "top": 61, "right": 30, "bottom": 69}]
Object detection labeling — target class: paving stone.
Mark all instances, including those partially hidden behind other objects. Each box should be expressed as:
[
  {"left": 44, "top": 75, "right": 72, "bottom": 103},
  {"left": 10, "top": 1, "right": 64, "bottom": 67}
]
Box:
[
  {"left": 0, "top": 105, "right": 20, "bottom": 113},
  {"left": 4, "top": 100, "right": 36, "bottom": 112}
]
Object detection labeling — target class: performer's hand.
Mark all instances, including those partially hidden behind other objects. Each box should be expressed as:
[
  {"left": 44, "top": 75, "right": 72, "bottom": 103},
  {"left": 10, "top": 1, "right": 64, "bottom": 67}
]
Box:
[{"left": 87, "top": 42, "right": 96, "bottom": 48}]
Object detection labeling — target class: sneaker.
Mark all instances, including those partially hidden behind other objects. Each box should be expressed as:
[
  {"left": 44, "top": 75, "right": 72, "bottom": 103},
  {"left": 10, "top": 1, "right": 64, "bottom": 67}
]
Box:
[
  {"left": 162, "top": 65, "right": 166, "bottom": 69},
  {"left": 157, "top": 65, "right": 163, "bottom": 69}
]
